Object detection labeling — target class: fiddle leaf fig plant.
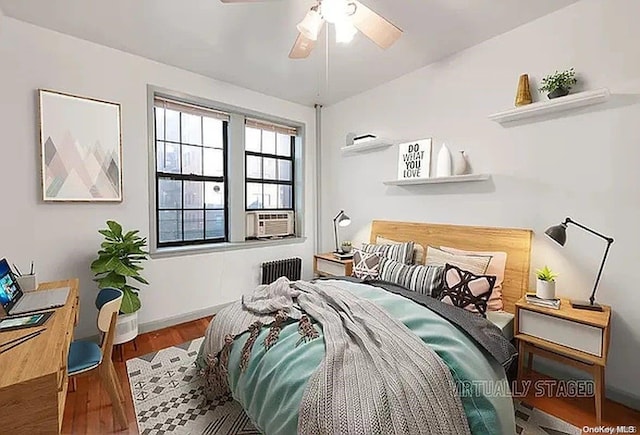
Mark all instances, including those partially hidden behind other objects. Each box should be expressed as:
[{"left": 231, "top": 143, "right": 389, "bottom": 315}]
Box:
[
  {"left": 91, "top": 220, "right": 149, "bottom": 314},
  {"left": 536, "top": 265, "right": 558, "bottom": 282}
]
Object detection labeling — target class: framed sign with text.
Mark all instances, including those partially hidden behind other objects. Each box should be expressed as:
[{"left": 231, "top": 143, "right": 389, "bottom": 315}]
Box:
[{"left": 397, "top": 138, "right": 432, "bottom": 180}]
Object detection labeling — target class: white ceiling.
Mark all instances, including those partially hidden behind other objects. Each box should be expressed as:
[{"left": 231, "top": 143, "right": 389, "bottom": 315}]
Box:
[{"left": 0, "top": 0, "right": 578, "bottom": 106}]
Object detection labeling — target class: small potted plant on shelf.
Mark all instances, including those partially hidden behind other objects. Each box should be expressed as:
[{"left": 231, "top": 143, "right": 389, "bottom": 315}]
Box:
[
  {"left": 539, "top": 68, "right": 578, "bottom": 99},
  {"left": 536, "top": 265, "right": 558, "bottom": 300},
  {"left": 91, "top": 220, "right": 149, "bottom": 344},
  {"left": 340, "top": 240, "right": 352, "bottom": 254}
]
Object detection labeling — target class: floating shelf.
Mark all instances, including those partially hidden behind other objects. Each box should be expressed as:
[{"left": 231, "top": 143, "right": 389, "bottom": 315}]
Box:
[
  {"left": 489, "top": 88, "right": 610, "bottom": 124},
  {"left": 384, "top": 174, "right": 490, "bottom": 186},
  {"left": 341, "top": 138, "right": 393, "bottom": 154}
]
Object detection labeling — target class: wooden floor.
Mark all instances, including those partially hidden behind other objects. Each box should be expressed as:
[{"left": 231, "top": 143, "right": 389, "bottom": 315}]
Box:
[{"left": 62, "top": 316, "right": 640, "bottom": 434}]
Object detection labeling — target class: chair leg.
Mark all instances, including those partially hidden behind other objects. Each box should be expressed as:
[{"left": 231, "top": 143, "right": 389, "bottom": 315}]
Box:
[
  {"left": 109, "top": 361, "right": 126, "bottom": 403},
  {"left": 99, "top": 364, "right": 128, "bottom": 430}
]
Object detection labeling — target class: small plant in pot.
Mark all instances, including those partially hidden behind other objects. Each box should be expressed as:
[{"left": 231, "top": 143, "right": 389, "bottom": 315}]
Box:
[
  {"left": 91, "top": 220, "right": 149, "bottom": 343},
  {"left": 536, "top": 265, "right": 558, "bottom": 300},
  {"left": 539, "top": 68, "right": 577, "bottom": 99},
  {"left": 340, "top": 240, "right": 352, "bottom": 254}
]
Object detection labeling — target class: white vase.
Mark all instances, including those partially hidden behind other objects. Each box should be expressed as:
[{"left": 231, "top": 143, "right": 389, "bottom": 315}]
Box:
[
  {"left": 536, "top": 279, "right": 556, "bottom": 300},
  {"left": 452, "top": 151, "right": 468, "bottom": 176},
  {"left": 436, "top": 144, "right": 452, "bottom": 177}
]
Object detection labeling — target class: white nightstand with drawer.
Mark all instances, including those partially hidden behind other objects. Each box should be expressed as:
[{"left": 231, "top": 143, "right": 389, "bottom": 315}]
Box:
[{"left": 515, "top": 297, "right": 611, "bottom": 423}]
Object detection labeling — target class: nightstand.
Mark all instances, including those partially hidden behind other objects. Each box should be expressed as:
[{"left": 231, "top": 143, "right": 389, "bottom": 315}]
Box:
[
  {"left": 515, "top": 297, "right": 611, "bottom": 423},
  {"left": 313, "top": 253, "right": 353, "bottom": 277}
]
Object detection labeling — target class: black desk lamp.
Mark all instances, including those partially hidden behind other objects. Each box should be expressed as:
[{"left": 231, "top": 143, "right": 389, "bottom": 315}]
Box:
[
  {"left": 333, "top": 210, "right": 351, "bottom": 253},
  {"left": 545, "top": 217, "right": 614, "bottom": 311}
]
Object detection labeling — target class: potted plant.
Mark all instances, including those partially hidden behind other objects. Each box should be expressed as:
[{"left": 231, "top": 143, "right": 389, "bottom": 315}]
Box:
[
  {"left": 539, "top": 68, "right": 578, "bottom": 99},
  {"left": 91, "top": 220, "right": 149, "bottom": 344},
  {"left": 340, "top": 240, "right": 352, "bottom": 253},
  {"left": 536, "top": 265, "right": 558, "bottom": 300}
]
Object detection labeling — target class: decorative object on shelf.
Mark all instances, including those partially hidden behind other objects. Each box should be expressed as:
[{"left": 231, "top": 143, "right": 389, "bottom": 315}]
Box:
[
  {"left": 436, "top": 143, "right": 452, "bottom": 177},
  {"left": 452, "top": 151, "right": 469, "bottom": 176},
  {"left": 489, "top": 88, "right": 610, "bottom": 124},
  {"left": 545, "top": 217, "right": 614, "bottom": 311},
  {"left": 38, "top": 89, "right": 123, "bottom": 202},
  {"left": 341, "top": 240, "right": 353, "bottom": 254},
  {"left": 91, "top": 220, "right": 149, "bottom": 342},
  {"left": 535, "top": 265, "right": 558, "bottom": 300},
  {"left": 539, "top": 68, "right": 577, "bottom": 99},
  {"left": 333, "top": 210, "right": 352, "bottom": 253},
  {"left": 515, "top": 74, "right": 533, "bottom": 107},
  {"left": 397, "top": 138, "right": 431, "bottom": 180}
]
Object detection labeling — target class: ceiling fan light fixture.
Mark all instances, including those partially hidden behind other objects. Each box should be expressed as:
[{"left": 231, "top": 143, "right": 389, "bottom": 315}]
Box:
[
  {"left": 321, "top": 0, "right": 348, "bottom": 24},
  {"left": 297, "top": 8, "right": 324, "bottom": 41},
  {"left": 335, "top": 19, "right": 357, "bottom": 43}
]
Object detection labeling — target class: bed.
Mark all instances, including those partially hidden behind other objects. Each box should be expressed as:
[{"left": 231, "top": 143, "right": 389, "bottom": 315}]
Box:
[{"left": 197, "top": 221, "right": 532, "bottom": 434}]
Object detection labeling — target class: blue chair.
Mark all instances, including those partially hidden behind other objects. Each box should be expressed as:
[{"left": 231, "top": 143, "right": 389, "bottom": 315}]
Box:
[{"left": 67, "top": 288, "right": 128, "bottom": 430}]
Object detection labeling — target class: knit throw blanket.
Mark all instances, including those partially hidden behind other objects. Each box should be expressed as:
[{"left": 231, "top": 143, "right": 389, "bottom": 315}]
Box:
[{"left": 201, "top": 278, "right": 471, "bottom": 435}]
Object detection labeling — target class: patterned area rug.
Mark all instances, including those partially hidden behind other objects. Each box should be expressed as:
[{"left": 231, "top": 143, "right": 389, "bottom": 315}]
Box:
[{"left": 127, "top": 337, "right": 581, "bottom": 435}]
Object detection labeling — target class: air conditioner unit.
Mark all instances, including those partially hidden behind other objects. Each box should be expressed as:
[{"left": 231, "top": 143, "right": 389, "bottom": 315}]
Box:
[{"left": 246, "top": 211, "right": 295, "bottom": 238}]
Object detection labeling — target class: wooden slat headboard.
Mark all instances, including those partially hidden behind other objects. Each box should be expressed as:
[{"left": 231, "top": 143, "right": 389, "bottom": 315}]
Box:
[{"left": 370, "top": 220, "right": 533, "bottom": 314}]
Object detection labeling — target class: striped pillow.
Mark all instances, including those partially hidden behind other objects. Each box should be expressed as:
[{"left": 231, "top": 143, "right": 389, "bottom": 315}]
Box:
[
  {"left": 379, "top": 257, "right": 444, "bottom": 296},
  {"left": 362, "top": 241, "right": 414, "bottom": 265}
]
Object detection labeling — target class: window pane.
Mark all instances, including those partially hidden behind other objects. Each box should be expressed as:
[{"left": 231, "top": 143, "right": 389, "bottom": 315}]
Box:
[
  {"left": 159, "top": 211, "right": 182, "bottom": 243},
  {"left": 155, "top": 107, "right": 165, "bottom": 141},
  {"left": 206, "top": 210, "right": 225, "bottom": 239},
  {"left": 158, "top": 178, "right": 182, "bottom": 209},
  {"left": 203, "top": 148, "right": 223, "bottom": 177},
  {"left": 247, "top": 183, "right": 263, "bottom": 209},
  {"left": 181, "top": 113, "right": 202, "bottom": 145},
  {"left": 276, "top": 133, "right": 291, "bottom": 157},
  {"left": 278, "top": 185, "right": 292, "bottom": 209},
  {"left": 263, "top": 184, "right": 278, "bottom": 209},
  {"left": 246, "top": 127, "right": 261, "bottom": 152},
  {"left": 183, "top": 180, "right": 203, "bottom": 209},
  {"left": 165, "top": 109, "right": 180, "bottom": 142},
  {"left": 182, "top": 145, "right": 202, "bottom": 175},
  {"left": 157, "top": 141, "right": 180, "bottom": 173},
  {"left": 262, "top": 130, "right": 276, "bottom": 154},
  {"left": 205, "top": 182, "right": 224, "bottom": 209},
  {"left": 263, "top": 157, "right": 277, "bottom": 180},
  {"left": 183, "top": 210, "right": 204, "bottom": 241},
  {"left": 203, "top": 117, "right": 223, "bottom": 148},
  {"left": 277, "top": 159, "right": 292, "bottom": 181},
  {"left": 246, "top": 155, "right": 262, "bottom": 179}
]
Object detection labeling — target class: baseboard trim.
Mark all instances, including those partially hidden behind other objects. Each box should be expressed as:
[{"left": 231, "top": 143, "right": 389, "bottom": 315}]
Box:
[
  {"left": 533, "top": 358, "right": 640, "bottom": 411},
  {"left": 138, "top": 303, "right": 232, "bottom": 335}
]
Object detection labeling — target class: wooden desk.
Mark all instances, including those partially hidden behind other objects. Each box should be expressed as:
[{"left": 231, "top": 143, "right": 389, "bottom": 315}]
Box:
[{"left": 0, "top": 279, "right": 79, "bottom": 434}]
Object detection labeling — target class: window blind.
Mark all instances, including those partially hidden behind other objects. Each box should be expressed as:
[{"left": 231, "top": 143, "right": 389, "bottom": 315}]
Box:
[
  {"left": 154, "top": 96, "right": 230, "bottom": 122},
  {"left": 246, "top": 117, "right": 298, "bottom": 136}
]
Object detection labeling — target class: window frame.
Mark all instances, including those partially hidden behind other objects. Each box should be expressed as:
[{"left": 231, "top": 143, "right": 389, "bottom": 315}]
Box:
[
  {"left": 245, "top": 132, "right": 296, "bottom": 212},
  {"left": 147, "top": 86, "right": 307, "bottom": 257}
]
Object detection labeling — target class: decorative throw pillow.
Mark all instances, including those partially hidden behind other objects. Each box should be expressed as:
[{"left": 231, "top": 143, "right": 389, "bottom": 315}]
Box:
[
  {"left": 425, "top": 246, "right": 492, "bottom": 275},
  {"left": 362, "top": 241, "right": 414, "bottom": 265},
  {"left": 439, "top": 263, "right": 496, "bottom": 317},
  {"left": 379, "top": 257, "right": 444, "bottom": 296},
  {"left": 440, "top": 246, "right": 507, "bottom": 312},
  {"left": 351, "top": 249, "right": 382, "bottom": 280},
  {"left": 376, "top": 236, "right": 425, "bottom": 265}
]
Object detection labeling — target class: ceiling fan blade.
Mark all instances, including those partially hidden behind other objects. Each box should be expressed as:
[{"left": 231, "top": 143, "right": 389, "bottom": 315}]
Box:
[
  {"left": 289, "top": 33, "right": 316, "bottom": 59},
  {"left": 351, "top": 1, "right": 402, "bottom": 49}
]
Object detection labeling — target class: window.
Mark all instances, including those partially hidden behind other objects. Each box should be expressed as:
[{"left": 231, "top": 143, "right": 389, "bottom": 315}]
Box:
[
  {"left": 154, "top": 97, "right": 229, "bottom": 247},
  {"left": 245, "top": 118, "right": 296, "bottom": 211}
]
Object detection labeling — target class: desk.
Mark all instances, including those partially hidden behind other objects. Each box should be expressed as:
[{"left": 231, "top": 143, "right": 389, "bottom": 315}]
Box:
[{"left": 0, "top": 279, "right": 79, "bottom": 434}]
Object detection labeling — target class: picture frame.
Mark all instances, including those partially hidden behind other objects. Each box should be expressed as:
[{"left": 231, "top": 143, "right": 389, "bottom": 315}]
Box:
[
  {"left": 38, "top": 89, "right": 123, "bottom": 202},
  {"left": 397, "top": 138, "right": 432, "bottom": 180}
]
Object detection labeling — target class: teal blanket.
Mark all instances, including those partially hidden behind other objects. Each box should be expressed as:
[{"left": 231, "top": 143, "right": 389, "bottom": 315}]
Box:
[{"left": 198, "top": 280, "right": 515, "bottom": 434}]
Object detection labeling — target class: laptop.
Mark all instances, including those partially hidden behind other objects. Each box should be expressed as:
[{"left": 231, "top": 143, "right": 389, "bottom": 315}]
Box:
[{"left": 0, "top": 258, "right": 70, "bottom": 316}]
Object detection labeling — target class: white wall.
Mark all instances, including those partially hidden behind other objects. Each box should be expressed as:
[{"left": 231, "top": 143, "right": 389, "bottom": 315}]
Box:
[
  {"left": 321, "top": 0, "right": 640, "bottom": 404},
  {"left": 0, "top": 18, "right": 316, "bottom": 338}
]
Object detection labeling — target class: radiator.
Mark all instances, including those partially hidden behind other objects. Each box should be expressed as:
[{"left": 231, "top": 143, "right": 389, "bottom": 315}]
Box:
[{"left": 261, "top": 257, "right": 302, "bottom": 285}]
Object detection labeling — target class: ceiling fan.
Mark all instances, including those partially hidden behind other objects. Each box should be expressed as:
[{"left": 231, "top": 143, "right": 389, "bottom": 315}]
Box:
[{"left": 220, "top": 0, "right": 403, "bottom": 59}]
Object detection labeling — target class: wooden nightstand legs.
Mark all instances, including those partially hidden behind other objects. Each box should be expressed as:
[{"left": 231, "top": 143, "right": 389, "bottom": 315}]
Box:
[{"left": 594, "top": 365, "right": 604, "bottom": 423}]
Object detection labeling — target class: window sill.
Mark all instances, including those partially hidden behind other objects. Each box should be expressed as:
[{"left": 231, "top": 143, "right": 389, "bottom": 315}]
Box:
[{"left": 150, "top": 236, "right": 307, "bottom": 259}]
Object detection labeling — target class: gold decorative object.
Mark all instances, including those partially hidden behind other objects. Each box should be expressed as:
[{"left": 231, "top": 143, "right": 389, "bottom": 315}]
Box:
[{"left": 515, "top": 74, "right": 533, "bottom": 107}]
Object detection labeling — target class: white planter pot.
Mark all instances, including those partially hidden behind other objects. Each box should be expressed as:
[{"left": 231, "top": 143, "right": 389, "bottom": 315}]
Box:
[
  {"left": 536, "top": 280, "right": 556, "bottom": 300},
  {"left": 114, "top": 311, "right": 139, "bottom": 345}
]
